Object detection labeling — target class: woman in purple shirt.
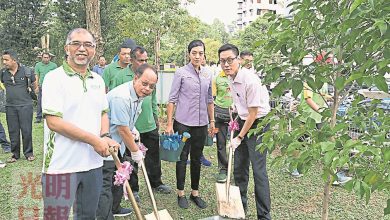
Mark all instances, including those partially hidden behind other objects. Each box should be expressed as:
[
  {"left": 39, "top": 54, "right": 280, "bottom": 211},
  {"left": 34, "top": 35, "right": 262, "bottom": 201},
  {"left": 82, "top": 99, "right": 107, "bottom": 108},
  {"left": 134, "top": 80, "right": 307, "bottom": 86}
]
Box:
[{"left": 165, "top": 40, "right": 215, "bottom": 209}]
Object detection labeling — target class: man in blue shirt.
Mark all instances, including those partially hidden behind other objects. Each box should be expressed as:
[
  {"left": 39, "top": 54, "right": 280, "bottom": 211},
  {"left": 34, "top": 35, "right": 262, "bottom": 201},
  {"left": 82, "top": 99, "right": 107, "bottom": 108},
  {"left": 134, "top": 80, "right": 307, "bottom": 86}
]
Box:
[{"left": 92, "top": 56, "right": 107, "bottom": 76}]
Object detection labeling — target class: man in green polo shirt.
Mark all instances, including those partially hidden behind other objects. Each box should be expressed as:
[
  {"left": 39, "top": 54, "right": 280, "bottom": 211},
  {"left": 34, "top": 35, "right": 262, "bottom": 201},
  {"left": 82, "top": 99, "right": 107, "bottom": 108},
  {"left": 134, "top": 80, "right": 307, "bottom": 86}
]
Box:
[
  {"left": 102, "top": 39, "right": 136, "bottom": 92},
  {"left": 34, "top": 52, "right": 57, "bottom": 123},
  {"left": 212, "top": 70, "right": 233, "bottom": 182},
  {"left": 112, "top": 46, "right": 171, "bottom": 204}
]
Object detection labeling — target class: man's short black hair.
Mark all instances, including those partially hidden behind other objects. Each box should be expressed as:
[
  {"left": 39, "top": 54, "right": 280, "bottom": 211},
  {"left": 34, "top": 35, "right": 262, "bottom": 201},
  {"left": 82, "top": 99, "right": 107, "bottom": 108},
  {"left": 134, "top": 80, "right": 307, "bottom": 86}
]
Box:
[
  {"left": 240, "top": 50, "right": 253, "bottom": 58},
  {"left": 2, "top": 49, "right": 18, "bottom": 61},
  {"left": 131, "top": 46, "right": 147, "bottom": 59},
  {"left": 135, "top": 63, "right": 158, "bottom": 78},
  {"left": 118, "top": 38, "right": 136, "bottom": 52},
  {"left": 42, "top": 52, "right": 51, "bottom": 57},
  {"left": 218, "top": 44, "right": 239, "bottom": 58}
]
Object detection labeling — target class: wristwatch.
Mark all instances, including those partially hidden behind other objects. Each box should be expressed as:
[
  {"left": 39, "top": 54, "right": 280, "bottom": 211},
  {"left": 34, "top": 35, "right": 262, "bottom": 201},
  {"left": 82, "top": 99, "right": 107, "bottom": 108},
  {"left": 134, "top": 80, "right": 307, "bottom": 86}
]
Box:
[{"left": 237, "top": 135, "right": 244, "bottom": 140}]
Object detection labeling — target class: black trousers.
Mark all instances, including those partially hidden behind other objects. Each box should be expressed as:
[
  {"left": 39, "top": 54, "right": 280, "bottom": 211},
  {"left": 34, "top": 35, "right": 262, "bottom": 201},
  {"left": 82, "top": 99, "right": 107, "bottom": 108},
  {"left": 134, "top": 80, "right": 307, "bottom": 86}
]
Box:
[
  {"left": 126, "top": 128, "right": 163, "bottom": 192},
  {"left": 142, "top": 128, "right": 163, "bottom": 187},
  {"left": 174, "top": 120, "right": 207, "bottom": 191},
  {"left": 96, "top": 161, "right": 115, "bottom": 220},
  {"left": 215, "top": 118, "right": 229, "bottom": 173},
  {"left": 36, "top": 86, "right": 42, "bottom": 120},
  {"left": 6, "top": 105, "right": 33, "bottom": 159},
  {"left": 234, "top": 119, "right": 271, "bottom": 220},
  {"left": 0, "top": 121, "right": 10, "bottom": 150},
  {"left": 42, "top": 167, "right": 103, "bottom": 220}
]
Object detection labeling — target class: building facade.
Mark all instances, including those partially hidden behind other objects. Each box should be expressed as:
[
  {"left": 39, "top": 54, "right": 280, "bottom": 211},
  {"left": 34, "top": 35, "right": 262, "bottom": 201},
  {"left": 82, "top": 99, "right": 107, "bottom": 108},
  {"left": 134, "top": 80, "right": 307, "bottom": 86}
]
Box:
[{"left": 237, "top": 0, "right": 292, "bottom": 29}]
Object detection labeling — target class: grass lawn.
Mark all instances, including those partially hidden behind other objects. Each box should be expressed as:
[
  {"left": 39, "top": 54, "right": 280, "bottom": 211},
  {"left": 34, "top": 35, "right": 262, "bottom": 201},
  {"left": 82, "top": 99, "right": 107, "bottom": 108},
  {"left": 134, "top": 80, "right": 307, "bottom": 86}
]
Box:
[{"left": 0, "top": 113, "right": 389, "bottom": 219}]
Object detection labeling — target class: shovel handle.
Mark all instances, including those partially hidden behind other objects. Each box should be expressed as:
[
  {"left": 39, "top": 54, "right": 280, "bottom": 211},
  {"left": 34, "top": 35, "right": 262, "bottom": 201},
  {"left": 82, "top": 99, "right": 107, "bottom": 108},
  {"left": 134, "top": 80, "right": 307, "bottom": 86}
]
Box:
[
  {"left": 109, "top": 147, "right": 144, "bottom": 220},
  {"left": 226, "top": 129, "right": 234, "bottom": 201},
  {"left": 140, "top": 159, "right": 161, "bottom": 220}
]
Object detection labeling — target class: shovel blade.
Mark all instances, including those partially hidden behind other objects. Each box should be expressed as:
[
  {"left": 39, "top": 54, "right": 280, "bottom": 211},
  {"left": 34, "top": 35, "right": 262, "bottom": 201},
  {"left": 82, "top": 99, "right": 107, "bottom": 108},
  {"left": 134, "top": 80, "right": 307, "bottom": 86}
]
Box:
[
  {"left": 144, "top": 209, "right": 173, "bottom": 220},
  {"left": 215, "top": 183, "right": 245, "bottom": 219}
]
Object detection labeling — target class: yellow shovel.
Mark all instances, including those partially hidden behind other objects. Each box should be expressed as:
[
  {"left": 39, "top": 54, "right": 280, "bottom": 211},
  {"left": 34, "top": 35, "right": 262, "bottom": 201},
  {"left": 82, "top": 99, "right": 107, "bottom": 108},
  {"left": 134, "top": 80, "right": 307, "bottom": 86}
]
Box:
[{"left": 215, "top": 129, "right": 245, "bottom": 219}]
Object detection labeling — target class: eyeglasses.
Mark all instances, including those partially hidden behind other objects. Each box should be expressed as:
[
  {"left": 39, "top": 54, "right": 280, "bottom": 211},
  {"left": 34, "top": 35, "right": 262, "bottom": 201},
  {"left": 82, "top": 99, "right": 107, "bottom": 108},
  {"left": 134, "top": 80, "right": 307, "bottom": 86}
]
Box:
[
  {"left": 141, "top": 81, "right": 156, "bottom": 90},
  {"left": 136, "top": 59, "right": 148, "bottom": 63},
  {"left": 67, "top": 41, "right": 96, "bottom": 49},
  {"left": 219, "top": 57, "right": 237, "bottom": 65}
]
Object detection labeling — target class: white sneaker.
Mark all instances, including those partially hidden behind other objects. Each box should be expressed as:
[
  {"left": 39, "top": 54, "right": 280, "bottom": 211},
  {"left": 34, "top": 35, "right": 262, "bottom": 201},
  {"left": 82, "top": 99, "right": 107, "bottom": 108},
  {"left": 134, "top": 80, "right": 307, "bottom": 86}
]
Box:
[
  {"left": 291, "top": 169, "right": 303, "bottom": 178},
  {"left": 332, "top": 172, "right": 352, "bottom": 185}
]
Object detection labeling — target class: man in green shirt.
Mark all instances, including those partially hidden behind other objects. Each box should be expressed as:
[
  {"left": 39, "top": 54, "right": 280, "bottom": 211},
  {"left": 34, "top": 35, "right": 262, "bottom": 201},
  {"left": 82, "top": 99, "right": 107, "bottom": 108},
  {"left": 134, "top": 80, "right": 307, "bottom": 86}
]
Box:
[
  {"left": 34, "top": 52, "right": 57, "bottom": 123},
  {"left": 102, "top": 39, "right": 135, "bottom": 92},
  {"left": 112, "top": 46, "right": 171, "bottom": 204},
  {"left": 212, "top": 70, "right": 233, "bottom": 182}
]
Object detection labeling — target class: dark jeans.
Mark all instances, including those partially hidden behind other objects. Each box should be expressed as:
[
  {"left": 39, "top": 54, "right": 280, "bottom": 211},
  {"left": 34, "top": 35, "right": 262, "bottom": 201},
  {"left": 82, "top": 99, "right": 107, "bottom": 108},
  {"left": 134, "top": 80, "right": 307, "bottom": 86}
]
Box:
[
  {"left": 174, "top": 120, "right": 207, "bottom": 191},
  {"left": 126, "top": 129, "right": 163, "bottom": 192},
  {"left": 142, "top": 128, "right": 164, "bottom": 188},
  {"left": 215, "top": 118, "right": 229, "bottom": 173},
  {"left": 0, "top": 121, "right": 10, "bottom": 150},
  {"left": 6, "top": 105, "right": 33, "bottom": 159},
  {"left": 36, "top": 86, "right": 42, "bottom": 120},
  {"left": 234, "top": 119, "right": 271, "bottom": 220},
  {"left": 96, "top": 161, "right": 115, "bottom": 220},
  {"left": 42, "top": 167, "right": 103, "bottom": 220},
  {"left": 112, "top": 152, "right": 127, "bottom": 214}
]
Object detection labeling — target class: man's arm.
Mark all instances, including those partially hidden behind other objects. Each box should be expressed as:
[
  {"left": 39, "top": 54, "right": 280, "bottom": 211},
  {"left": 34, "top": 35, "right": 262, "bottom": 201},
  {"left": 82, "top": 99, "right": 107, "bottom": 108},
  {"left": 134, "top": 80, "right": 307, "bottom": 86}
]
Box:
[
  {"left": 237, "top": 107, "right": 258, "bottom": 138},
  {"left": 45, "top": 115, "right": 109, "bottom": 156},
  {"left": 117, "top": 125, "right": 139, "bottom": 152}
]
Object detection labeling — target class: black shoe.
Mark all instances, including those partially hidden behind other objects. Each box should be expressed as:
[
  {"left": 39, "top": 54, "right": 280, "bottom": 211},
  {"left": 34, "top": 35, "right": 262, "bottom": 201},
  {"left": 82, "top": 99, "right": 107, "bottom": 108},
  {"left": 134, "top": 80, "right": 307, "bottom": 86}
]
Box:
[
  {"left": 177, "top": 195, "right": 189, "bottom": 209},
  {"left": 113, "top": 207, "right": 132, "bottom": 217},
  {"left": 189, "top": 194, "right": 207, "bottom": 209},
  {"left": 152, "top": 184, "right": 172, "bottom": 194}
]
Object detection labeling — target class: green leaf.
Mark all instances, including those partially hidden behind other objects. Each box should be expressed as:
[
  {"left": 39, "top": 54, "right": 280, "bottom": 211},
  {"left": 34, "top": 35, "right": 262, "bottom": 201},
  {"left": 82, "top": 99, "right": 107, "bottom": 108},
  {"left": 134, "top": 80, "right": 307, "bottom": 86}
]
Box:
[
  {"left": 353, "top": 50, "right": 365, "bottom": 64},
  {"left": 335, "top": 77, "right": 346, "bottom": 91},
  {"left": 291, "top": 80, "right": 303, "bottom": 98},
  {"left": 350, "top": 0, "right": 364, "bottom": 13},
  {"left": 320, "top": 141, "right": 335, "bottom": 152},
  {"left": 373, "top": 75, "right": 389, "bottom": 93},
  {"left": 375, "top": 20, "right": 388, "bottom": 36},
  {"left": 384, "top": 199, "right": 390, "bottom": 215},
  {"left": 324, "top": 150, "right": 338, "bottom": 166},
  {"left": 383, "top": 148, "right": 390, "bottom": 163}
]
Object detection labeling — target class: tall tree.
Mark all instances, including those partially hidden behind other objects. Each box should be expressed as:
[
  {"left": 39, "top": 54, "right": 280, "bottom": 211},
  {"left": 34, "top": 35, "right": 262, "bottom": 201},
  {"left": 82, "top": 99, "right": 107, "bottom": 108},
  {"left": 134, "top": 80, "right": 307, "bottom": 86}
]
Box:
[
  {"left": 0, "top": 0, "right": 49, "bottom": 66},
  {"left": 85, "top": 0, "right": 103, "bottom": 65},
  {"left": 254, "top": 0, "right": 390, "bottom": 219}
]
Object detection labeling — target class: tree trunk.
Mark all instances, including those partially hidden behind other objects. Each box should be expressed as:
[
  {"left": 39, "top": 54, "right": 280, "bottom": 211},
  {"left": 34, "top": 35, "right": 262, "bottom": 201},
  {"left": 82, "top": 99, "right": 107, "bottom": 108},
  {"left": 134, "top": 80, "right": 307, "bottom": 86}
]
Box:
[
  {"left": 85, "top": 0, "right": 104, "bottom": 67},
  {"left": 322, "top": 63, "right": 342, "bottom": 220},
  {"left": 321, "top": 175, "right": 331, "bottom": 220},
  {"left": 154, "top": 29, "right": 161, "bottom": 71}
]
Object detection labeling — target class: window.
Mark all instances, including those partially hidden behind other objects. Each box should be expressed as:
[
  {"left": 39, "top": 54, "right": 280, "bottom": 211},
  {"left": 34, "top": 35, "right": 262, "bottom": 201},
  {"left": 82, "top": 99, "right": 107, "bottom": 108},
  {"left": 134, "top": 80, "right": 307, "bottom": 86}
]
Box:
[
  {"left": 257, "top": 0, "right": 261, "bottom": 3},
  {"left": 250, "top": 9, "right": 253, "bottom": 16},
  {"left": 257, "top": 9, "right": 261, "bottom": 15}
]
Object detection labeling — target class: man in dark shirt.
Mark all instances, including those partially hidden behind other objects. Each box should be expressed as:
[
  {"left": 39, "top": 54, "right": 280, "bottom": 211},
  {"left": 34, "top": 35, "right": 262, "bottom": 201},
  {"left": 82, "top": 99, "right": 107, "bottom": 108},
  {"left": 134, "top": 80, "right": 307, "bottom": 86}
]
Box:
[{"left": 1, "top": 50, "right": 36, "bottom": 162}]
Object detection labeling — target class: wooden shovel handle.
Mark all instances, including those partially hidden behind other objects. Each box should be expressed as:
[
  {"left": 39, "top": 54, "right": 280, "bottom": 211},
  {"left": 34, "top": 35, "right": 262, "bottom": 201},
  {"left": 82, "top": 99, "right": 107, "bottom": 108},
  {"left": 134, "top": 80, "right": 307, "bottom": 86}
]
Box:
[
  {"left": 109, "top": 147, "right": 144, "bottom": 220},
  {"left": 226, "top": 130, "right": 234, "bottom": 201},
  {"left": 140, "top": 159, "right": 161, "bottom": 220}
]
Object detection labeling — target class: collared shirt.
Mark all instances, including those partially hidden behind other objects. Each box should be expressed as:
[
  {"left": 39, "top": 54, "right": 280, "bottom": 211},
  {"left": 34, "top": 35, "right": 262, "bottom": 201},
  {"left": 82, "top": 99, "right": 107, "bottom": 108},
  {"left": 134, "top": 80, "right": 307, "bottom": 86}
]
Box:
[
  {"left": 299, "top": 83, "right": 328, "bottom": 123},
  {"left": 1, "top": 64, "right": 36, "bottom": 106},
  {"left": 112, "top": 66, "right": 158, "bottom": 133},
  {"left": 168, "top": 63, "right": 213, "bottom": 127},
  {"left": 107, "top": 81, "right": 143, "bottom": 158},
  {"left": 42, "top": 61, "right": 108, "bottom": 174},
  {"left": 35, "top": 61, "right": 57, "bottom": 86},
  {"left": 92, "top": 64, "right": 107, "bottom": 76},
  {"left": 102, "top": 61, "right": 125, "bottom": 91},
  {"left": 212, "top": 71, "right": 233, "bottom": 108},
  {"left": 229, "top": 68, "right": 270, "bottom": 120}
]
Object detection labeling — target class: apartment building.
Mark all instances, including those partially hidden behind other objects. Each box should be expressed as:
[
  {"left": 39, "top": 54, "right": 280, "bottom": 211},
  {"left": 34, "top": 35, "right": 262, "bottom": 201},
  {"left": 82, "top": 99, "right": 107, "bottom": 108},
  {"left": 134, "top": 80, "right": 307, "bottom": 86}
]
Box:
[{"left": 237, "top": 0, "right": 292, "bottom": 29}]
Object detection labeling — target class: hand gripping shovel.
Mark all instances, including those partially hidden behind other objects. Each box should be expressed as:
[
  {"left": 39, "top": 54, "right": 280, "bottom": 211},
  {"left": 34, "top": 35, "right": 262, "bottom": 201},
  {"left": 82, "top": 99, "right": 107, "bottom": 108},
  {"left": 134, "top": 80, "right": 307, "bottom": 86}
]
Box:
[
  {"left": 109, "top": 147, "right": 143, "bottom": 220},
  {"left": 215, "top": 121, "right": 245, "bottom": 219},
  {"left": 140, "top": 159, "right": 173, "bottom": 220}
]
